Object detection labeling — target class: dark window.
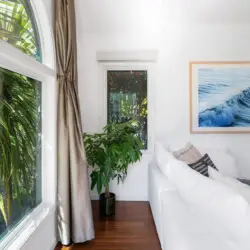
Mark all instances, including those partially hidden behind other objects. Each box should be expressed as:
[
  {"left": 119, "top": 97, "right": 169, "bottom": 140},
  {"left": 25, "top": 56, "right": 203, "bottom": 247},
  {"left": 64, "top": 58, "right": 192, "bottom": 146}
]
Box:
[{"left": 107, "top": 70, "right": 148, "bottom": 149}]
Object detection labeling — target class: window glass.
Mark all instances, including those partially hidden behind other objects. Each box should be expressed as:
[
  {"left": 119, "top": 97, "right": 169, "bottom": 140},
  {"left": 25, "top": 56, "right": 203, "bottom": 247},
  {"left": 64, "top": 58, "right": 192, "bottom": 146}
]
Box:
[
  {"left": 0, "top": 67, "right": 42, "bottom": 240},
  {"left": 107, "top": 70, "right": 148, "bottom": 149},
  {"left": 0, "top": 0, "right": 42, "bottom": 61}
]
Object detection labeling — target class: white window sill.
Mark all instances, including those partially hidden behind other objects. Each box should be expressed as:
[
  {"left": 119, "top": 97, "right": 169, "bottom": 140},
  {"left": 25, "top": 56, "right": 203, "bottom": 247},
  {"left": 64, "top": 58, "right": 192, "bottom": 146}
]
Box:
[{"left": 0, "top": 202, "right": 56, "bottom": 250}]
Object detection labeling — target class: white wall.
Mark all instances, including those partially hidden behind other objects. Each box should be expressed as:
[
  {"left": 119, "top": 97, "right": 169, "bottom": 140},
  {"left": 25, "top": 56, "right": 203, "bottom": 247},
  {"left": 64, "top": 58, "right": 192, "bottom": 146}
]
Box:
[
  {"left": 20, "top": 212, "right": 56, "bottom": 250},
  {"left": 42, "top": 0, "right": 53, "bottom": 23},
  {"left": 75, "top": 0, "right": 250, "bottom": 201}
]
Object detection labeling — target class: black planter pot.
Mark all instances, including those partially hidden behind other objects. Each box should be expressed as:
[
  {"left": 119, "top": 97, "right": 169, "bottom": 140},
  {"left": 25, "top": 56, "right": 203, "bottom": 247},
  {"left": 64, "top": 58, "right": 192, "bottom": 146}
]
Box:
[{"left": 99, "top": 192, "right": 116, "bottom": 216}]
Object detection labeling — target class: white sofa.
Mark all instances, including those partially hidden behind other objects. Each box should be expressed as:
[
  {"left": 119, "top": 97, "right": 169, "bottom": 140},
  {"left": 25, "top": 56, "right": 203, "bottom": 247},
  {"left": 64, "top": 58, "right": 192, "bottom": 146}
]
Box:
[{"left": 148, "top": 145, "right": 250, "bottom": 250}]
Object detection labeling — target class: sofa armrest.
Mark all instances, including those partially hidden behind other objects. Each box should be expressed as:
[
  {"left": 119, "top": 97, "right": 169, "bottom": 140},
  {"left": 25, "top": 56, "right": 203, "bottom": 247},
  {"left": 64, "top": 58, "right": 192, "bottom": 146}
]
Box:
[
  {"left": 148, "top": 160, "right": 177, "bottom": 248},
  {"left": 149, "top": 160, "right": 176, "bottom": 188}
]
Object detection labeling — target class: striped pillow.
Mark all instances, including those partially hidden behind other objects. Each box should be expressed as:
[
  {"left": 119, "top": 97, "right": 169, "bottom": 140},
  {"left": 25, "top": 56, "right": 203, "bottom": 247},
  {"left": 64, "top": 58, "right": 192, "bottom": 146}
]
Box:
[{"left": 188, "top": 154, "right": 218, "bottom": 177}]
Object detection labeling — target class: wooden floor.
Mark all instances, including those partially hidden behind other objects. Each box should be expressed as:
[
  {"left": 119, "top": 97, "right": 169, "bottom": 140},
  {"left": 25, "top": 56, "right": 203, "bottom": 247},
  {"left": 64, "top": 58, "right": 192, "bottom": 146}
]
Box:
[{"left": 56, "top": 201, "right": 161, "bottom": 250}]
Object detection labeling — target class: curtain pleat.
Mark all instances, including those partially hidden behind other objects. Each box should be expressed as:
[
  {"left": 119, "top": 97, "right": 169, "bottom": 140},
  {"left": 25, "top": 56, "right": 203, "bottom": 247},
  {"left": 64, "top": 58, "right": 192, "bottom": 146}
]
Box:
[{"left": 54, "top": 0, "right": 94, "bottom": 245}]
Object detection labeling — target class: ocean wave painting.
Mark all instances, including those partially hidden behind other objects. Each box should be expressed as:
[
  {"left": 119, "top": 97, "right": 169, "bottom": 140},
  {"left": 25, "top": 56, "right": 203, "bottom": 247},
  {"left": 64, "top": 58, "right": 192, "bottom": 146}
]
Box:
[{"left": 190, "top": 62, "right": 250, "bottom": 133}]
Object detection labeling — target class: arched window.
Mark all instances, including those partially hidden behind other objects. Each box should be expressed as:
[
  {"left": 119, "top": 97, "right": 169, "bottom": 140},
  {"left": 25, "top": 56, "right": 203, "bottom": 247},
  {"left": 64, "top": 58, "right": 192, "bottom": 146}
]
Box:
[
  {"left": 0, "top": 1, "right": 56, "bottom": 248},
  {"left": 0, "top": 0, "right": 41, "bottom": 61}
]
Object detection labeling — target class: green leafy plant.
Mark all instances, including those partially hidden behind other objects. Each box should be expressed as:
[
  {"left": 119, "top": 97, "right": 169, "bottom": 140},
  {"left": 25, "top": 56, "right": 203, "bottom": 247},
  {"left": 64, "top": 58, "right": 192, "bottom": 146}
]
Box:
[
  {"left": 0, "top": 0, "right": 41, "bottom": 60},
  {"left": 84, "top": 121, "right": 143, "bottom": 198},
  {"left": 0, "top": 69, "right": 40, "bottom": 227},
  {"left": 0, "top": 0, "right": 41, "bottom": 229}
]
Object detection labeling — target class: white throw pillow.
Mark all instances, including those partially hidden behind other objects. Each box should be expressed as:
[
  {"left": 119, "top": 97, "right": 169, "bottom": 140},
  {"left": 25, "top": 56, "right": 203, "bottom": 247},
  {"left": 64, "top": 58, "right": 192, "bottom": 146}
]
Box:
[
  {"left": 208, "top": 166, "right": 250, "bottom": 203},
  {"left": 199, "top": 147, "right": 238, "bottom": 178},
  {"left": 167, "top": 143, "right": 238, "bottom": 177},
  {"left": 165, "top": 158, "right": 250, "bottom": 238},
  {"left": 154, "top": 142, "right": 175, "bottom": 176}
]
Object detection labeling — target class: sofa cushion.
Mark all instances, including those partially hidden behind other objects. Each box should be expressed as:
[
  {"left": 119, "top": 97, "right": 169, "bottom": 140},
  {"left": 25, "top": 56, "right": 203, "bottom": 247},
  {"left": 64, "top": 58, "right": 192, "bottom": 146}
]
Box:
[
  {"left": 165, "top": 158, "right": 250, "bottom": 238},
  {"left": 167, "top": 142, "right": 239, "bottom": 177},
  {"left": 171, "top": 142, "right": 202, "bottom": 164},
  {"left": 154, "top": 142, "right": 175, "bottom": 176},
  {"left": 161, "top": 190, "right": 246, "bottom": 250},
  {"left": 208, "top": 166, "right": 250, "bottom": 203},
  {"left": 199, "top": 147, "right": 238, "bottom": 178},
  {"left": 188, "top": 154, "right": 218, "bottom": 177},
  {"left": 238, "top": 179, "right": 250, "bottom": 186}
]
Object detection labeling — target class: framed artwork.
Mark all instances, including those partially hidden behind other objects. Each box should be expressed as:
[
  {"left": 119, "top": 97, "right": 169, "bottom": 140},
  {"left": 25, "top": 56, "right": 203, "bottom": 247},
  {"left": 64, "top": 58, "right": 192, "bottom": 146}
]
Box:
[{"left": 190, "top": 62, "right": 250, "bottom": 133}]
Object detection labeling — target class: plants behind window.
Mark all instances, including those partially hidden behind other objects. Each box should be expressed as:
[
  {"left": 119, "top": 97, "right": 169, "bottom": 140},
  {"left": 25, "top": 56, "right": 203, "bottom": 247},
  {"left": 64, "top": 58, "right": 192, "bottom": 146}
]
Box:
[
  {"left": 0, "top": 0, "right": 42, "bottom": 240},
  {"left": 0, "top": 68, "right": 42, "bottom": 239},
  {"left": 107, "top": 70, "right": 148, "bottom": 149},
  {"left": 0, "top": 0, "right": 42, "bottom": 61}
]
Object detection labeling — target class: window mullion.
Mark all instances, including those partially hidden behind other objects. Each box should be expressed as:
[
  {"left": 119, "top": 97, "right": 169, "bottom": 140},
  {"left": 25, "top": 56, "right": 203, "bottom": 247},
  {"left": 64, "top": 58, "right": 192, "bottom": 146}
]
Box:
[{"left": 0, "top": 41, "right": 56, "bottom": 82}]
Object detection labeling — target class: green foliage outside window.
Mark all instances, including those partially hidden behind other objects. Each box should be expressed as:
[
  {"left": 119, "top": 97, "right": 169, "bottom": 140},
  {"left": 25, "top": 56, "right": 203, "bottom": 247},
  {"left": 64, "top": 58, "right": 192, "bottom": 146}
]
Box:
[
  {"left": 0, "top": 0, "right": 41, "bottom": 60},
  {"left": 107, "top": 70, "right": 148, "bottom": 149},
  {"left": 0, "top": 0, "right": 42, "bottom": 238}
]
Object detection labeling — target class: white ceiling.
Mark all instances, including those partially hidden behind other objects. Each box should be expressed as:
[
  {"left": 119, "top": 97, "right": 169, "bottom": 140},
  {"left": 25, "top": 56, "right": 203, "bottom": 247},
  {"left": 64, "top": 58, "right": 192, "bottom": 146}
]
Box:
[{"left": 75, "top": 0, "right": 250, "bottom": 34}]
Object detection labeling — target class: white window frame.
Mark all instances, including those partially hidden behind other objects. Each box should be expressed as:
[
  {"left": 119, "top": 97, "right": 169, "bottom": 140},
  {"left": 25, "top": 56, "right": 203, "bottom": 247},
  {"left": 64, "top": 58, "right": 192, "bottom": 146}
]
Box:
[
  {"left": 0, "top": 0, "right": 57, "bottom": 249},
  {"left": 97, "top": 51, "right": 158, "bottom": 154}
]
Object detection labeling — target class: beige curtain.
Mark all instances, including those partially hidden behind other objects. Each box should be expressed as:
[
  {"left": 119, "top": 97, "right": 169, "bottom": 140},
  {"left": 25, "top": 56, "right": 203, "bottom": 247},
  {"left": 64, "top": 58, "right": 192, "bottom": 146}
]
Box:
[{"left": 54, "top": 0, "right": 94, "bottom": 245}]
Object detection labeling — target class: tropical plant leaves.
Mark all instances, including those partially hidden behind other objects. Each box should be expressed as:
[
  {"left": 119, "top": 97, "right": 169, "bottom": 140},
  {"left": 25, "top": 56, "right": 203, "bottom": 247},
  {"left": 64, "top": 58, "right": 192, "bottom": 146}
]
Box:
[
  {"left": 0, "top": 68, "right": 41, "bottom": 226},
  {"left": 84, "top": 120, "right": 143, "bottom": 197},
  {"left": 0, "top": 0, "right": 41, "bottom": 60},
  {"left": 0, "top": 193, "right": 7, "bottom": 225},
  {"left": 0, "top": 0, "right": 42, "bottom": 228}
]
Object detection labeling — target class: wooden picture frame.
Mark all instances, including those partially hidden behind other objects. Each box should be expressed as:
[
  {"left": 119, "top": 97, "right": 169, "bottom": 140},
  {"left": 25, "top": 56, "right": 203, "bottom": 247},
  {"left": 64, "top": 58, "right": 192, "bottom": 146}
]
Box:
[{"left": 190, "top": 61, "right": 250, "bottom": 134}]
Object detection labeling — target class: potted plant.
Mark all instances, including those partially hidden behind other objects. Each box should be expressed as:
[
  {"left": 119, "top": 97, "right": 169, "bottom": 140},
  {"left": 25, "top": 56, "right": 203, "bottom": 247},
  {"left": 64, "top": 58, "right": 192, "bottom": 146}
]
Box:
[{"left": 84, "top": 121, "right": 143, "bottom": 216}]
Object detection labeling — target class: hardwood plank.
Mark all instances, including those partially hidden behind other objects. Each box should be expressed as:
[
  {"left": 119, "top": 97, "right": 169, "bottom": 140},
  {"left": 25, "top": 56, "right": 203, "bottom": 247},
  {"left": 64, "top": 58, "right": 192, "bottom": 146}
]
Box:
[{"left": 56, "top": 201, "right": 161, "bottom": 250}]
